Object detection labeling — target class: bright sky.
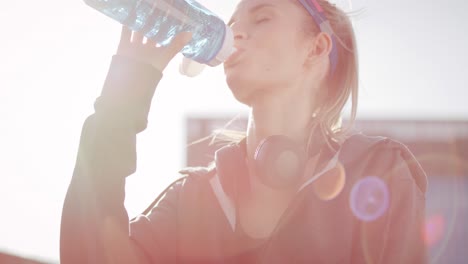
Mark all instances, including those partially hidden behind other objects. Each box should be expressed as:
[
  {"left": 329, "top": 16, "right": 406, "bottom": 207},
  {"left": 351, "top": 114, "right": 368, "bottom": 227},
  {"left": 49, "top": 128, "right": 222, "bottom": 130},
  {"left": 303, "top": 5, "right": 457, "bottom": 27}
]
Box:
[{"left": 0, "top": 0, "right": 467, "bottom": 262}]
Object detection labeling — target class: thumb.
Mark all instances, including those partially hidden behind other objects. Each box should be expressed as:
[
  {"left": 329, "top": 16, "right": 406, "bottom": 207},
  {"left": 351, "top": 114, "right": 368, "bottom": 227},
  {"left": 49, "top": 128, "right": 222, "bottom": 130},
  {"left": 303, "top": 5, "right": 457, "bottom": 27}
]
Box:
[{"left": 168, "top": 32, "right": 193, "bottom": 54}]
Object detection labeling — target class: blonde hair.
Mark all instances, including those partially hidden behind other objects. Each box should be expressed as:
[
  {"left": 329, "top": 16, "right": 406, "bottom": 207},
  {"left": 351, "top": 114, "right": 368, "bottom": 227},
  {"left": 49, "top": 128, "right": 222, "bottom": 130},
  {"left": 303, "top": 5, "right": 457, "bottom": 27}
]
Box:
[{"left": 298, "top": 0, "right": 360, "bottom": 152}]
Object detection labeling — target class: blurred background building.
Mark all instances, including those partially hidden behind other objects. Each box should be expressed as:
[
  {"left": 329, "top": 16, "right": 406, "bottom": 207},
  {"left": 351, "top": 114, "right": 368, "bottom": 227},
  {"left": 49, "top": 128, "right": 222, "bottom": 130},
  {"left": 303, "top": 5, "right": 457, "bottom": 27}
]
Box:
[
  {"left": 186, "top": 116, "right": 468, "bottom": 264},
  {"left": 0, "top": 252, "right": 48, "bottom": 264}
]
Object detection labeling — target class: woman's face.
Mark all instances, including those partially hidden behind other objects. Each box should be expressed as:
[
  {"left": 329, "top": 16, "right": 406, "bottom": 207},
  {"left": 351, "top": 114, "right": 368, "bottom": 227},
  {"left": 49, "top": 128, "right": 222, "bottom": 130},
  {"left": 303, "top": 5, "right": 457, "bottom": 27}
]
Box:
[{"left": 223, "top": 0, "right": 313, "bottom": 105}]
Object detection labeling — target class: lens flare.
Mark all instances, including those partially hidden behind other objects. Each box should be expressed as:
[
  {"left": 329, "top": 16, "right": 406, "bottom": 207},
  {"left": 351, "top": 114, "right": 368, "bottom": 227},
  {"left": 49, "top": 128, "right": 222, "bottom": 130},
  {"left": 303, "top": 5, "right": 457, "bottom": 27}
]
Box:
[
  {"left": 423, "top": 214, "right": 446, "bottom": 248},
  {"left": 414, "top": 150, "right": 466, "bottom": 263},
  {"left": 312, "top": 162, "right": 346, "bottom": 201},
  {"left": 350, "top": 176, "right": 390, "bottom": 222}
]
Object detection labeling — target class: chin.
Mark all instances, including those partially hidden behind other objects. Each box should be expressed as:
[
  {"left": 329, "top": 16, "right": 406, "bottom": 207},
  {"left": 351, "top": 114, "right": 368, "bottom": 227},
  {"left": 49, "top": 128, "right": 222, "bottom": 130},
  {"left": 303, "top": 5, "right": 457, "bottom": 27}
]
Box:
[
  {"left": 226, "top": 79, "right": 251, "bottom": 105},
  {"left": 225, "top": 74, "right": 255, "bottom": 106},
  {"left": 224, "top": 66, "right": 276, "bottom": 105}
]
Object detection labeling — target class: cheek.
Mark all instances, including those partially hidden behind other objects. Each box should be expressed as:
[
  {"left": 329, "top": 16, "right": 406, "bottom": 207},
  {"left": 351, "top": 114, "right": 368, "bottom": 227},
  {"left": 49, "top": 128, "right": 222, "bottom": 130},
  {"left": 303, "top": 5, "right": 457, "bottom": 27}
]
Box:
[
  {"left": 254, "top": 35, "right": 303, "bottom": 74},
  {"left": 225, "top": 31, "right": 305, "bottom": 87},
  {"left": 255, "top": 48, "right": 301, "bottom": 80}
]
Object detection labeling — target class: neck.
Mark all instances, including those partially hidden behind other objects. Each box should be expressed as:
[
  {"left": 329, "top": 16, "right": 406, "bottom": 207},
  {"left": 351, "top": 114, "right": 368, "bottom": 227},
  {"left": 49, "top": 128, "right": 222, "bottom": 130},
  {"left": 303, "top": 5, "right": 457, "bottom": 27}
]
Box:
[
  {"left": 242, "top": 72, "right": 325, "bottom": 197},
  {"left": 246, "top": 83, "right": 319, "bottom": 162},
  {"left": 243, "top": 86, "right": 317, "bottom": 198}
]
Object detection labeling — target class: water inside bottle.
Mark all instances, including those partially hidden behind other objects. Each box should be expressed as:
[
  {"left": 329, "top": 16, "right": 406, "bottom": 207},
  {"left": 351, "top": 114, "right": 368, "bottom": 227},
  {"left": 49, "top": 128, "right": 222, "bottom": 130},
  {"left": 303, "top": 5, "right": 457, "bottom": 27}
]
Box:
[{"left": 88, "top": 0, "right": 227, "bottom": 63}]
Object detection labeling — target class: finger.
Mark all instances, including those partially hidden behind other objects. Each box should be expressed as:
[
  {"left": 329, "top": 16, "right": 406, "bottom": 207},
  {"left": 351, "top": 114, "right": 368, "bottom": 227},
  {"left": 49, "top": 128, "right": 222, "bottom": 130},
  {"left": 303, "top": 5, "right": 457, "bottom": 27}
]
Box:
[
  {"left": 131, "top": 31, "right": 145, "bottom": 43},
  {"left": 118, "top": 26, "right": 132, "bottom": 50},
  {"left": 120, "top": 26, "right": 132, "bottom": 43},
  {"left": 167, "top": 32, "right": 192, "bottom": 54},
  {"left": 145, "top": 35, "right": 157, "bottom": 47}
]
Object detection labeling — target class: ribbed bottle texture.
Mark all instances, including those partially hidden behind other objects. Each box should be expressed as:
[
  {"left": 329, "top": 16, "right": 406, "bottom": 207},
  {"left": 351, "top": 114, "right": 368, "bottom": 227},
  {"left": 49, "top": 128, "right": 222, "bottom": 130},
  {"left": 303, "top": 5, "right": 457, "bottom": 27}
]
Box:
[{"left": 84, "top": 0, "right": 233, "bottom": 65}]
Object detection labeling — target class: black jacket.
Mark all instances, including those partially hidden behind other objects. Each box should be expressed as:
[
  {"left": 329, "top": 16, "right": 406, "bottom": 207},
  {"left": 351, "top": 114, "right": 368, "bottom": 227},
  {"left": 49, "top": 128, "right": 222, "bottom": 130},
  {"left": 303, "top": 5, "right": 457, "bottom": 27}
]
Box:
[{"left": 60, "top": 55, "right": 428, "bottom": 263}]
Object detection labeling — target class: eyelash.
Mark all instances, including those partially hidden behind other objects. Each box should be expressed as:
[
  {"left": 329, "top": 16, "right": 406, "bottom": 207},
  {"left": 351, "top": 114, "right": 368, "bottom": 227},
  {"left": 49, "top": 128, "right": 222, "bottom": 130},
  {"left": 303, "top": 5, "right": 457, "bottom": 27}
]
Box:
[
  {"left": 256, "top": 17, "right": 270, "bottom": 24},
  {"left": 228, "top": 16, "right": 270, "bottom": 27}
]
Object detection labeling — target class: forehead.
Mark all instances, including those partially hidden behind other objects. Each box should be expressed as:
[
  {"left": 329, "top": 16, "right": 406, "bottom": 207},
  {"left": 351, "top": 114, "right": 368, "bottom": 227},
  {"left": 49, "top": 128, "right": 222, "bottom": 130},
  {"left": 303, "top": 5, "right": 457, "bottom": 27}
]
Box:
[
  {"left": 231, "top": 0, "right": 292, "bottom": 16},
  {"left": 235, "top": 0, "right": 283, "bottom": 8}
]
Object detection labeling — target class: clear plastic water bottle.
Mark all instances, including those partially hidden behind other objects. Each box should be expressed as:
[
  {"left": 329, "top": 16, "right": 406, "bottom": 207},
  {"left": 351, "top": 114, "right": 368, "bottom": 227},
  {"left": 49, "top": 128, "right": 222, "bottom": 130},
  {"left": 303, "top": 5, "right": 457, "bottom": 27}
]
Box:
[{"left": 84, "top": 0, "right": 234, "bottom": 71}]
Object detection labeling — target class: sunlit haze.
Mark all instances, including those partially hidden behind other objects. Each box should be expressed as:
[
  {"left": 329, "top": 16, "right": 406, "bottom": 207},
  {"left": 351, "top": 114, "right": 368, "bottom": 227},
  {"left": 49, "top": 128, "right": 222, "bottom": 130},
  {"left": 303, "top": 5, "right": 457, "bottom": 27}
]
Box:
[{"left": 0, "top": 0, "right": 466, "bottom": 262}]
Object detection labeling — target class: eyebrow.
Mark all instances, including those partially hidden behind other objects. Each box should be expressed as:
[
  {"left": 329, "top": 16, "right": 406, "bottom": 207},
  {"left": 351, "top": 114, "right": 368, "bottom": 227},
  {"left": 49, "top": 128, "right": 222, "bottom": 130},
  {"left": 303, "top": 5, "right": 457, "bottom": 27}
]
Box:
[{"left": 227, "top": 3, "right": 277, "bottom": 26}]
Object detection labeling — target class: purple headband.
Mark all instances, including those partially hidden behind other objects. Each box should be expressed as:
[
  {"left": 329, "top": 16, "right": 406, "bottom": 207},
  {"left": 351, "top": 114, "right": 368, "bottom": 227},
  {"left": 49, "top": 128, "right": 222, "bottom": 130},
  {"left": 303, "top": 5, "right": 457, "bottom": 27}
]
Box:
[{"left": 298, "top": 0, "right": 338, "bottom": 74}]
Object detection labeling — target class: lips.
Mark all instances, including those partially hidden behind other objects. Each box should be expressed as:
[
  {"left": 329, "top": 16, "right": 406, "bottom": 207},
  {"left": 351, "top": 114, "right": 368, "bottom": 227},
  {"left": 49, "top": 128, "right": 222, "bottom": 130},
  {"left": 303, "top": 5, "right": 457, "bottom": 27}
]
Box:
[{"left": 224, "top": 48, "right": 245, "bottom": 68}]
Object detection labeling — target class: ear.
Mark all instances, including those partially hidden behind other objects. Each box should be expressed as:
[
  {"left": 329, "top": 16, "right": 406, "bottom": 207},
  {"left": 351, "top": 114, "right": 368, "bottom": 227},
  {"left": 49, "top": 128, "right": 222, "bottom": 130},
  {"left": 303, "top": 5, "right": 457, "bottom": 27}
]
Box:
[{"left": 305, "top": 32, "right": 333, "bottom": 66}]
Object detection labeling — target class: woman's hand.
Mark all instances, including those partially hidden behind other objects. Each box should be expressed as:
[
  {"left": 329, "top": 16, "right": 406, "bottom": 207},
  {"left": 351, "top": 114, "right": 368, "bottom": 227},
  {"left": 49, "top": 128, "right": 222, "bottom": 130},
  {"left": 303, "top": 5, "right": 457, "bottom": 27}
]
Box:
[{"left": 116, "top": 26, "right": 192, "bottom": 72}]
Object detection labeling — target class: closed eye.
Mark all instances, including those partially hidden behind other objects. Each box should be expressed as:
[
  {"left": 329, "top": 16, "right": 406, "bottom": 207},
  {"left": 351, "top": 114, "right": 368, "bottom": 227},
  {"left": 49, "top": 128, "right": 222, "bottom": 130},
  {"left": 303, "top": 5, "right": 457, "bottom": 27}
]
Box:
[
  {"left": 228, "top": 4, "right": 277, "bottom": 27},
  {"left": 256, "top": 18, "right": 270, "bottom": 23}
]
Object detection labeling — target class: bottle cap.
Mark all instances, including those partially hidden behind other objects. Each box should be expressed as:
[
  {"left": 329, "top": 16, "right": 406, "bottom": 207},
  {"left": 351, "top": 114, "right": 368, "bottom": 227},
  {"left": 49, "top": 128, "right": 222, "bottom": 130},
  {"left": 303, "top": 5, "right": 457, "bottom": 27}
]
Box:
[
  {"left": 179, "top": 56, "right": 206, "bottom": 77},
  {"left": 207, "top": 24, "right": 235, "bottom": 67}
]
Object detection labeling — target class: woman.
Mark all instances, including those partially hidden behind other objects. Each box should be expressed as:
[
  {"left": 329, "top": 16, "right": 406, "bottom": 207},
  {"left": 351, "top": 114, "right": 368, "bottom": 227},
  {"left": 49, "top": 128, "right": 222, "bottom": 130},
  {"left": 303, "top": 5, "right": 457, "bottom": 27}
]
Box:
[{"left": 60, "top": 0, "right": 428, "bottom": 263}]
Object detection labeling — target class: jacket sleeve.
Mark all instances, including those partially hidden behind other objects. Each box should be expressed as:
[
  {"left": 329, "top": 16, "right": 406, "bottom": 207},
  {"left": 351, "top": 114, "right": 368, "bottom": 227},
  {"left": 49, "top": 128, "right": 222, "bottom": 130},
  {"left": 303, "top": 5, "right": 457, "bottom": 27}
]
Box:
[
  {"left": 129, "top": 179, "right": 185, "bottom": 263},
  {"left": 60, "top": 55, "right": 164, "bottom": 264},
  {"left": 358, "top": 139, "right": 428, "bottom": 264}
]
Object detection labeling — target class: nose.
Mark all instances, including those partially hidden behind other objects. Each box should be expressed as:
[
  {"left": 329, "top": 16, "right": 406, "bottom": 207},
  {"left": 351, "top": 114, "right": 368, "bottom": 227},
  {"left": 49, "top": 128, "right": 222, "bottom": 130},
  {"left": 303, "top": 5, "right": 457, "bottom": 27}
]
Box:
[
  {"left": 230, "top": 23, "right": 248, "bottom": 41},
  {"left": 234, "top": 30, "right": 248, "bottom": 41}
]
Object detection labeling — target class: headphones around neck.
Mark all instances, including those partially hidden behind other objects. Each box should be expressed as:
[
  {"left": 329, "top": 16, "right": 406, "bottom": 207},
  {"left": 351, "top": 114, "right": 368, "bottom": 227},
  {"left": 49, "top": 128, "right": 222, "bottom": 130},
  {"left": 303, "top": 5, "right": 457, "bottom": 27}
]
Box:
[
  {"left": 214, "top": 133, "right": 338, "bottom": 200},
  {"left": 250, "top": 135, "right": 307, "bottom": 189}
]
